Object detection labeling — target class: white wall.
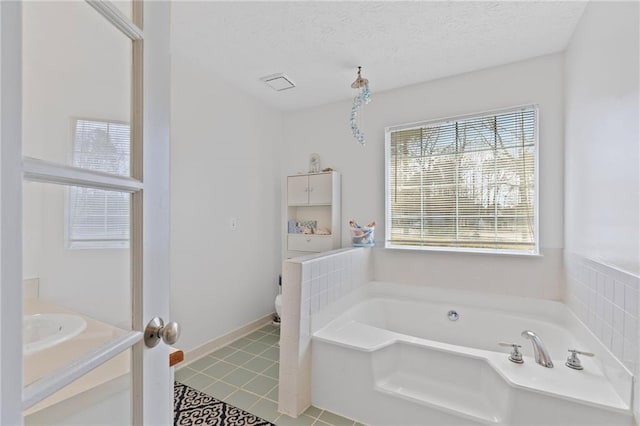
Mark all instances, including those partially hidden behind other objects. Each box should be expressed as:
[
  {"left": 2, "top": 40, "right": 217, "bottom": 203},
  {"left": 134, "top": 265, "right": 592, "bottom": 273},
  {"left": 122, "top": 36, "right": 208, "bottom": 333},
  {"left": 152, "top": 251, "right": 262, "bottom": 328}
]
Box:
[
  {"left": 170, "top": 50, "right": 283, "bottom": 352},
  {"left": 283, "top": 54, "right": 565, "bottom": 300},
  {"left": 565, "top": 2, "right": 640, "bottom": 276},
  {"left": 563, "top": 1, "right": 640, "bottom": 420},
  {"left": 22, "top": 2, "right": 131, "bottom": 327}
]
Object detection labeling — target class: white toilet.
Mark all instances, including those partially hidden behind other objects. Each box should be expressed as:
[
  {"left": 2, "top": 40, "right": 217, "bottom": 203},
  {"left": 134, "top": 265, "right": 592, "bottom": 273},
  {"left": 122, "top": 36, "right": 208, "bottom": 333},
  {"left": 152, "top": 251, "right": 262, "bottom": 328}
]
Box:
[{"left": 274, "top": 294, "right": 282, "bottom": 323}]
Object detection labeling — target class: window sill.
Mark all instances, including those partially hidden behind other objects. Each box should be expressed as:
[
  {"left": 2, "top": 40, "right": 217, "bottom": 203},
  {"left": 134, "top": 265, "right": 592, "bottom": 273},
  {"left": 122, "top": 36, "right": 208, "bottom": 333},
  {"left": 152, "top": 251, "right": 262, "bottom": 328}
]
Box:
[
  {"left": 384, "top": 243, "right": 543, "bottom": 258},
  {"left": 67, "top": 241, "right": 129, "bottom": 250}
]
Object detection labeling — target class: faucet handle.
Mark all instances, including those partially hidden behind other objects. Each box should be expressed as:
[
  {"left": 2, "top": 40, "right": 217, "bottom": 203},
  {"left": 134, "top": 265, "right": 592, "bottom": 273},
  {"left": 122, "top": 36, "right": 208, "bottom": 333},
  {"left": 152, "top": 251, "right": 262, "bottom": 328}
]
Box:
[
  {"left": 568, "top": 349, "right": 594, "bottom": 357},
  {"left": 566, "top": 349, "right": 595, "bottom": 370},
  {"left": 498, "top": 342, "right": 524, "bottom": 364}
]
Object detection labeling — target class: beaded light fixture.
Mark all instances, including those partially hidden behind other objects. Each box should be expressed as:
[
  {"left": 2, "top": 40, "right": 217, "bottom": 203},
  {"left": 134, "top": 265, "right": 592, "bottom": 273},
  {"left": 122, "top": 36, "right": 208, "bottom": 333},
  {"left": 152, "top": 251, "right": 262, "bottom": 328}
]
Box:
[{"left": 350, "top": 66, "right": 371, "bottom": 145}]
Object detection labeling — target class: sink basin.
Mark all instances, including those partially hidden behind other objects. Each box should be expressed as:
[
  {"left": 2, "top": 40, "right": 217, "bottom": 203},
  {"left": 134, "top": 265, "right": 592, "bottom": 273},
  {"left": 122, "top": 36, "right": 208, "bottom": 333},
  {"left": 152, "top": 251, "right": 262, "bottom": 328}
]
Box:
[{"left": 23, "top": 313, "right": 87, "bottom": 355}]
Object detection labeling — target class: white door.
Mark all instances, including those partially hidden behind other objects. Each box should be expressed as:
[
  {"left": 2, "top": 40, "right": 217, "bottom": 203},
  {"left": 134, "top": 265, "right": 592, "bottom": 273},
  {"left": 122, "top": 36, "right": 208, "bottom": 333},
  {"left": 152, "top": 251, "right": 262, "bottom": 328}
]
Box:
[{"left": 0, "top": 1, "right": 173, "bottom": 424}]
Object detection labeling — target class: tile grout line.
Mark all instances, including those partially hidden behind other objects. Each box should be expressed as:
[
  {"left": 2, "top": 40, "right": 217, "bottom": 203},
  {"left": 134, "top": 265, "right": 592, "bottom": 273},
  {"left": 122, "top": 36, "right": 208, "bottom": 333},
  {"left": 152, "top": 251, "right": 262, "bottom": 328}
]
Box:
[
  {"left": 181, "top": 344, "right": 279, "bottom": 374},
  {"left": 210, "top": 356, "right": 279, "bottom": 373},
  {"left": 192, "top": 360, "right": 279, "bottom": 384},
  {"left": 197, "top": 325, "right": 279, "bottom": 354},
  {"left": 178, "top": 361, "right": 279, "bottom": 398},
  {"left": 180, "top": 326, "right": 362, "bottom": 426},
  {"left": 215, "top": 376, "right": 279, "bottom": 402}
]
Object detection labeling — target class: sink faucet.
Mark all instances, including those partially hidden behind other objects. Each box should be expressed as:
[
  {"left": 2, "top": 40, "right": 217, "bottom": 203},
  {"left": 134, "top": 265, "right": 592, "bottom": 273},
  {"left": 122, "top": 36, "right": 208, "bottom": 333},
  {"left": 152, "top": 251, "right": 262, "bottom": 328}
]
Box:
[{"left": 521, "top": 330, "right": 554, "bottom": 368}]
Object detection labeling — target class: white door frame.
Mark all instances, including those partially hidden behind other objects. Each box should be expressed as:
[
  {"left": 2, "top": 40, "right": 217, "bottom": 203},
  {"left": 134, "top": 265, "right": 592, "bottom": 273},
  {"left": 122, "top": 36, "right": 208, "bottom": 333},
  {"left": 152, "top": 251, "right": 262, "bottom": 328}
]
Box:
[
  {"left": 1, "top": 1, "right": 25, "bottom": 424},
  {"left": 0, "top": 1, "right": 172, "bottom": 423},
  {"left": 136, "top": 1, "right": 172, "bottom": 423}
]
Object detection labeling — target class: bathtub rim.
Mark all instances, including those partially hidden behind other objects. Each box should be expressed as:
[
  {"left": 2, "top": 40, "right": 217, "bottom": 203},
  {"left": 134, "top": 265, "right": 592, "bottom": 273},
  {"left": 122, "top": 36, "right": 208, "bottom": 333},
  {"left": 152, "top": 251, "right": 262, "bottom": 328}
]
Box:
[
  {"left": 312, "top": 281, "right": 569, "bottom": 334},
  {"left": 311, "top": 280, "right": 634, "bottom": 412}
]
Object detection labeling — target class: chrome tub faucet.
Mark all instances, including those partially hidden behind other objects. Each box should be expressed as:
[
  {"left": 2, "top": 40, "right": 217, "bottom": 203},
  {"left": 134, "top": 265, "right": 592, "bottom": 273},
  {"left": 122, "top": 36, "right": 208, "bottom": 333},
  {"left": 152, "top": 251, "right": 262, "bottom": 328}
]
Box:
[{"left": 521, "top": 330, "right": 554, "bottom": 368}]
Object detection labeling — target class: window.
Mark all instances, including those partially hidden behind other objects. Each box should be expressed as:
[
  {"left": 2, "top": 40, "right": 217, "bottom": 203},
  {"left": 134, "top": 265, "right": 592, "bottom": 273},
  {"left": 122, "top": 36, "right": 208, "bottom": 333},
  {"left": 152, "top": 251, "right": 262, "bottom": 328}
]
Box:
[
  {"left": 68, "top": 119, "right": 130, "bottom": 248},
  {"left": 385, "top": 106, "right": 538, "bottom": 254}
]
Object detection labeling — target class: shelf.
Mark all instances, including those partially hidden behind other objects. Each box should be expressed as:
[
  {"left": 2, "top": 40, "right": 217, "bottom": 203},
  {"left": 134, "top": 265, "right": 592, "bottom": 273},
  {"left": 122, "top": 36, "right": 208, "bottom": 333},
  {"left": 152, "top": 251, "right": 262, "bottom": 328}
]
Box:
[{"left": 285, "top": 172, "right": 341, "bottom": 256}]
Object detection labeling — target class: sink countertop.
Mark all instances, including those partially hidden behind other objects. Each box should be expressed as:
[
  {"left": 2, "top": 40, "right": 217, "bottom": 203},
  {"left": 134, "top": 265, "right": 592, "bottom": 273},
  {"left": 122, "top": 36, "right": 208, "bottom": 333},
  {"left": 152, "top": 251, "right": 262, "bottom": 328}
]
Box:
[{"left": 23, "top": 298, "right": 130, "bottom": 415}]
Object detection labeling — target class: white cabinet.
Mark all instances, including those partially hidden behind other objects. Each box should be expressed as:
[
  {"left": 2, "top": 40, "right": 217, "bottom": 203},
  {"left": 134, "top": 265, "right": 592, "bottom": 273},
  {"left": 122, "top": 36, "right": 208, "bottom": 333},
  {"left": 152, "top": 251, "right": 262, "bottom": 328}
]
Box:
[
  {"left": 287, "top": 234, "right": 334, "bottom": 253},
  {"left": 286, "top": 171, "right": 341, "bottom": 257},
  {"left": 287, "top": 175, "right": 310, "bottom": 205},
  {"left": 287, "top": 173, "right": 333, "bottom": 206}
]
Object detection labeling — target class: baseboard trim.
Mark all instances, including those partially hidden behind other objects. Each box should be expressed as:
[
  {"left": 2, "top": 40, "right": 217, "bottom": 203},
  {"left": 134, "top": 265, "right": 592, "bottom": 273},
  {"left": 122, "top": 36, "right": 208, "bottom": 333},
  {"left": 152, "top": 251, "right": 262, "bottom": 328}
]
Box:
[
  {"left": 23, "top": 277, "right": 40, "bottom": 299},
  {"left": 181, "top": 313, "right": 276, "bottom": 366}
]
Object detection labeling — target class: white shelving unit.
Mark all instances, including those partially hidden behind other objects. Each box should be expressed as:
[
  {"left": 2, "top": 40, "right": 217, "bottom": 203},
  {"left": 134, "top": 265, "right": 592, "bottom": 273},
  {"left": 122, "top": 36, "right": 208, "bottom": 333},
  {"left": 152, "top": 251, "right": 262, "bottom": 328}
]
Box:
[{"left": 286, "top": 171, "right": 341, "bottom": 258}]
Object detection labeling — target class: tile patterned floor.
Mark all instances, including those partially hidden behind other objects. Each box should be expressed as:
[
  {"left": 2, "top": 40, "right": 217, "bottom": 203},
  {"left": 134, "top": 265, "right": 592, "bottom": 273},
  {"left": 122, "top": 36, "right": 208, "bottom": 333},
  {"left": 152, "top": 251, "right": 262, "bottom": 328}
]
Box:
[
  {"left": 176, "top": 324, "right": 364, "bottom": 426},
  {"left": 174, "top": 381, "right": 273, "bottom": 426}
]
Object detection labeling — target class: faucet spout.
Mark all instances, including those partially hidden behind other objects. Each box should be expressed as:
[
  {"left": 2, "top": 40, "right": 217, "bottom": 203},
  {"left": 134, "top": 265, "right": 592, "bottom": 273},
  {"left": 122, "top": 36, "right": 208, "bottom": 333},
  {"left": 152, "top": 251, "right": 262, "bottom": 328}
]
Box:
[{"left": 521, "top": 330, "right": 554, "bottom": 368}]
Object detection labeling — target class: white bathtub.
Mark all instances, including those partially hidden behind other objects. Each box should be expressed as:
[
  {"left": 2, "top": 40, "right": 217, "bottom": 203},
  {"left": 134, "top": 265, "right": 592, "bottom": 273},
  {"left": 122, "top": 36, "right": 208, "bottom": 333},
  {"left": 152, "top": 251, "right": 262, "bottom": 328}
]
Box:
[{"left": 312, "top": 281, "right": 635, "bottom": 426}]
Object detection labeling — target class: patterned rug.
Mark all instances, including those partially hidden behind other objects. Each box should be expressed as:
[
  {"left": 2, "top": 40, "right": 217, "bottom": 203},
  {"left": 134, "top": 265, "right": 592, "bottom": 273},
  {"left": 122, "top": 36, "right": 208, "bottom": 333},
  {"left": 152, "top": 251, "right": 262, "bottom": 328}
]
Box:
[{"left": 174, "top": 382, "right": 274, "bottom": 426}]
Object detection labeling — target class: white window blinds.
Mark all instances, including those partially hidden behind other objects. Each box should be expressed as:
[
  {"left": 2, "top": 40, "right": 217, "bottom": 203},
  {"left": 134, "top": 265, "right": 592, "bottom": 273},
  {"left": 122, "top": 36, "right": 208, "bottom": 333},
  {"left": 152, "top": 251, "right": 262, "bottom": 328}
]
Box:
[
  {"left": 68, "top": 119, "right": 130, "bottom": 248},
  {"left": 385, "top": 106, "right": 538, "bottom": 254}
]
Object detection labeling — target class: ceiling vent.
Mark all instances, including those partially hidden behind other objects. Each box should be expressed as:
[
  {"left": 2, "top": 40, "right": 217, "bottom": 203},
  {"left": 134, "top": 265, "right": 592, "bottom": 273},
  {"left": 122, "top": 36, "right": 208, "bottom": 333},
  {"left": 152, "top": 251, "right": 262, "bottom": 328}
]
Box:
[{"left": 260, "top": 73, "right": 296, "bottom": 91}]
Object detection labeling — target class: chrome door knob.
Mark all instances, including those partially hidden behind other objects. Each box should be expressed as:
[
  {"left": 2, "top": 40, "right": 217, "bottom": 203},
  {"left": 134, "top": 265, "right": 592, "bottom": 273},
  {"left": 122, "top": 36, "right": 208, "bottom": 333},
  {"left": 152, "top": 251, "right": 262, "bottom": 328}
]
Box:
[{"left": 144, "top": 317, "right": 181, "bottom": 348}]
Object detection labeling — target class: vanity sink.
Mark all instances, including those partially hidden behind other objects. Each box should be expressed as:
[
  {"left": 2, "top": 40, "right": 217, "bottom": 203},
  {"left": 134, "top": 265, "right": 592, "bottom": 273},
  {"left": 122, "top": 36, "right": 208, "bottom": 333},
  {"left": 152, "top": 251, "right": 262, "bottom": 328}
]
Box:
[{"left": 23, "top": 313, "right": 87, "bottom": 355}]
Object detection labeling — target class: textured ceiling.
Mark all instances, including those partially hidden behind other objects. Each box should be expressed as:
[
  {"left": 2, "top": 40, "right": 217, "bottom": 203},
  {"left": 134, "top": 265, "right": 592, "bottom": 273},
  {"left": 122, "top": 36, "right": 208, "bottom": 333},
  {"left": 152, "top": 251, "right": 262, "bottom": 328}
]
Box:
[{"left": 171, "top": 1, "right": 586, "bottom": 111}]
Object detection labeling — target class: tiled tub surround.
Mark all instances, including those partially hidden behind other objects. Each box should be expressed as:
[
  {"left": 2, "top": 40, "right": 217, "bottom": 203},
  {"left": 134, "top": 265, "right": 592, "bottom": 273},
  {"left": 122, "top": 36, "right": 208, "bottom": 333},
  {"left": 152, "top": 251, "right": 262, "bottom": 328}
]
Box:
[
  {"left": 565, "top": 253, "right": 639, "bottom": 373},
  {"left": 312, "top": 282, "right": 635, "bottom": 425},
  {"left": 279, "top": 248, "right": 373, "bottom": 417},
  {"left": 564, "top": 252, "right": 640, "bottom": 420}
]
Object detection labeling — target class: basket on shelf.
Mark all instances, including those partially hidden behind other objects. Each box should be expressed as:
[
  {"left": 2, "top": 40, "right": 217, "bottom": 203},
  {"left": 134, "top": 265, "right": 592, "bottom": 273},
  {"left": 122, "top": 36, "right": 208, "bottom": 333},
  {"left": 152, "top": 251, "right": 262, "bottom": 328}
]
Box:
[{"left": 349, "top": 220, "right": 375, "bottom": 247}]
